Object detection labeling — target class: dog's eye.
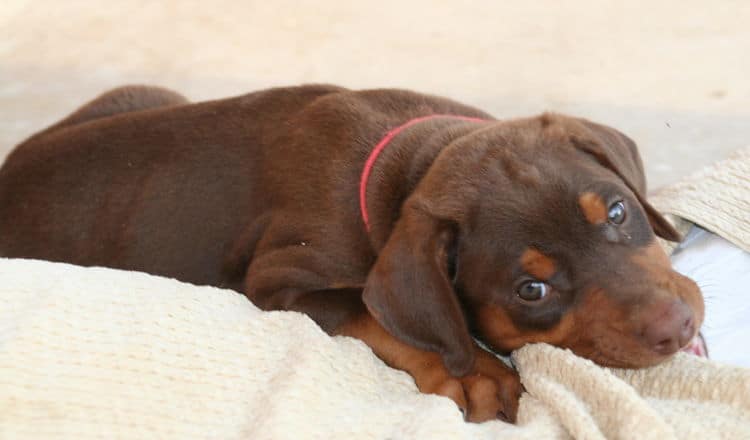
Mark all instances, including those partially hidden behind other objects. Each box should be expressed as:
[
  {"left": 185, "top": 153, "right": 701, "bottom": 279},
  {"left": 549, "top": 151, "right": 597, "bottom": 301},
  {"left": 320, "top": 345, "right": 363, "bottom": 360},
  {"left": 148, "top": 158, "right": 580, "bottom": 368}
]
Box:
[
  {"left": 517, "top": 281, "right": 548, "bottom": 301},
  {"left": 607, "top": 201, "right": 626, "bottom": 225}
]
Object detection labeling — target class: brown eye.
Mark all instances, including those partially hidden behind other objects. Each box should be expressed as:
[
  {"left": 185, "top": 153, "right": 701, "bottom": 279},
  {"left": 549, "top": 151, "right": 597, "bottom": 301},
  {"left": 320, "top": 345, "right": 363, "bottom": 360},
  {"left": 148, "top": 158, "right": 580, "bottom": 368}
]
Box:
[
  {"left": 517, "top": 280, "right": 548, "bottom": 301},
  {"left": 607, "top": 201, "right": 626, "bottom": 224}
]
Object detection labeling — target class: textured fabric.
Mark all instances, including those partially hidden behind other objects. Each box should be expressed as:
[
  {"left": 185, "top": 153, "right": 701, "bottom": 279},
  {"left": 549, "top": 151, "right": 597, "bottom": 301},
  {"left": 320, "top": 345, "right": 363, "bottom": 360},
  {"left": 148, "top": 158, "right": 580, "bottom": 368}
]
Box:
[
  {"left": 2, "top": 258, "right": 749, "bottom": 440},
  {"left": 651, "top": 146, "right": 750, "bottom": 253}
]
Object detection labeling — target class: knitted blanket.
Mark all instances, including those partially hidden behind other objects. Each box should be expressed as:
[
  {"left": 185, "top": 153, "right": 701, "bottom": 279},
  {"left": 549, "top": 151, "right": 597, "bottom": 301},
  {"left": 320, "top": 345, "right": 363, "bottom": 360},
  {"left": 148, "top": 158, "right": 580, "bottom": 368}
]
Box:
[
  {"left": 651, "top": 146, "right": 750, "bottom": 253},
  {"left": 1, "top": 258, "right": 749, "bottom": 439}
]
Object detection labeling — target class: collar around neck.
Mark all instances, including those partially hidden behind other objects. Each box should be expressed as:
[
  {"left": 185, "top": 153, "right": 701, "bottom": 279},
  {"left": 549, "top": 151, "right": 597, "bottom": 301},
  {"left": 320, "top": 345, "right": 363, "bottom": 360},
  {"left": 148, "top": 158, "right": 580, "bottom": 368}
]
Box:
[{"left": 358, "top": 114, "right": 486, "bottom": 232}]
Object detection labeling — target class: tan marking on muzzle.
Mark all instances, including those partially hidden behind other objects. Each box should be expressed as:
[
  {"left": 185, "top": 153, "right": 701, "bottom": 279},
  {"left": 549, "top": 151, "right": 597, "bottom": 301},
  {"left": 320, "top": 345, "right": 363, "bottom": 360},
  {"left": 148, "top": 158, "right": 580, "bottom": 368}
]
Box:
[
  {"left": 631, "top": 240, "right": 672, "bottom": 269},
  {"left": 475, "top": 305, "right": 577, "bottom": 353},
  {"left": 578, "top": 192, "right": 607, "bottom": 225},
  {"left": 632, "top": 240, "right": 705, "bottom": 328},
  {"left": 520, "top": 248, "right": 557, "bottom": 281}
]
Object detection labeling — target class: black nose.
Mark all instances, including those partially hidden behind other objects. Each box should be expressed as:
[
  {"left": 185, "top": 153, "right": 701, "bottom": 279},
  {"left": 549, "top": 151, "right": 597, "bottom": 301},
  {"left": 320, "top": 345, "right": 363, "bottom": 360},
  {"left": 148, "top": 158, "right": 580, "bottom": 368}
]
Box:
[{"left": 642, "top": 300, "right": 695, "bottom": 355}]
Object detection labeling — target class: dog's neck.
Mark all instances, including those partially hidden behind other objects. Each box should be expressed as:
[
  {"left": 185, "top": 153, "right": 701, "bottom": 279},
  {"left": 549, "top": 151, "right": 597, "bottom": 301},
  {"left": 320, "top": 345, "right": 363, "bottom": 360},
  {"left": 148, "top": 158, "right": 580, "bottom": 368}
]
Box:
[{"left": 362, "top": 116, "right": 487, "bottom": 249}]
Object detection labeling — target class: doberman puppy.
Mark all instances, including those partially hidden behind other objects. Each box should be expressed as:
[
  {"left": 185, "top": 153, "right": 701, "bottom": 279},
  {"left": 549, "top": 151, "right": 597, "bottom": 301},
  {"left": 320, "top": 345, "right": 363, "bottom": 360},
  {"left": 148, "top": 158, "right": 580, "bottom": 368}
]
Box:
[{"left": 0, "top": 84, "right": 704, "bottom": 422}]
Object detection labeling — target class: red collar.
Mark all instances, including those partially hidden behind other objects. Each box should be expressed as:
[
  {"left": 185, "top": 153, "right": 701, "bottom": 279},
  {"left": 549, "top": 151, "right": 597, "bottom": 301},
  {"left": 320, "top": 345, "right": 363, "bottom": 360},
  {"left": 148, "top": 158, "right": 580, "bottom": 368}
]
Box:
[{"left": 359, "top": 114, "right": 486, "bottom": 231}]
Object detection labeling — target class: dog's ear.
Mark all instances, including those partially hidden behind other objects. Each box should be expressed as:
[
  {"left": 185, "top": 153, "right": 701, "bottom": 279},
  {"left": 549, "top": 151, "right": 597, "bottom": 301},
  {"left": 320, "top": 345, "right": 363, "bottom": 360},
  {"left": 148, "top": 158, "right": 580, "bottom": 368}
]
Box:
[
  {"left": 362, "top": 202, "right": 475, "bottom": 377},
  {"left": 571, "top": 119, "right": 682, "bottom": 242}
]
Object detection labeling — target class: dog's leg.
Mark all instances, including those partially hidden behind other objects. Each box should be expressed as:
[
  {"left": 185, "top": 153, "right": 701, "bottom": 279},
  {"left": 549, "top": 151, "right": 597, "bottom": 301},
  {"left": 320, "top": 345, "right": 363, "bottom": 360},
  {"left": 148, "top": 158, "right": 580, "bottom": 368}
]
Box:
[
  {"left": 244, "top": 247, "right": 522, "bottom": 423},
  {"left": 28, "top": 85, "right": 189, "bottom": 141},
  {"left": 336, "top": 311, "right": 522, "bottom": 423}
]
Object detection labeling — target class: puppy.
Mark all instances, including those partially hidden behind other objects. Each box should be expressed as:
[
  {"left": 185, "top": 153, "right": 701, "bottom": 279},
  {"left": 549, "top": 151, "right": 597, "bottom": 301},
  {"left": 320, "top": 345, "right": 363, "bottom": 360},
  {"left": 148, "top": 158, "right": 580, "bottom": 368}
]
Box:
[{"left": 0, "top": 84, "right": 704, "bottom": 422}]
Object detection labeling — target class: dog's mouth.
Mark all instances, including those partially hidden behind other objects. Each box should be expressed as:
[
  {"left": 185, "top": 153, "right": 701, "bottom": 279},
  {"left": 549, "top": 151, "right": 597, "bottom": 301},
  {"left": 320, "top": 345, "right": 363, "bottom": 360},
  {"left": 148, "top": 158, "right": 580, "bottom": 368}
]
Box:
[{"left": 565, "top": 295, "right": 703, "bottom": 369}]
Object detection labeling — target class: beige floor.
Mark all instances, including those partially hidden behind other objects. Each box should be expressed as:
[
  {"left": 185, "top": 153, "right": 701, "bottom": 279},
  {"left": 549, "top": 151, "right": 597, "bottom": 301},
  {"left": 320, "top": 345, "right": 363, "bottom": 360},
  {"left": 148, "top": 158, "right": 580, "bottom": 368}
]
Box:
[{"left": 1, "top": 1, "right": 748, "bottom": 189}]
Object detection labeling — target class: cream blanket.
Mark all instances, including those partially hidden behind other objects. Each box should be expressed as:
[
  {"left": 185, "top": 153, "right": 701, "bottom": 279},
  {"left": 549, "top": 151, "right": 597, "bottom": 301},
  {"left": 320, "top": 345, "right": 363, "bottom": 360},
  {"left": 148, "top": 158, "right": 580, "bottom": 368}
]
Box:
[
  {"left": 651, "top": 146, "right": 750, "bottom": 254},
  {"left": 1, "top": 258, "right": 749, "bottom": 439}
]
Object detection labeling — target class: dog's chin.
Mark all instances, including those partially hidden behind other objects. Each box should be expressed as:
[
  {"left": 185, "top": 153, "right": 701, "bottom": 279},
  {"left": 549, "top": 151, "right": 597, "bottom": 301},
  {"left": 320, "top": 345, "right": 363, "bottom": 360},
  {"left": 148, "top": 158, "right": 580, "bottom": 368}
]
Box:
[
  {"left": 587, "top": 353, "right": 673, "bottom": 369},
  {"left": 572, "top": 340, "right": 687, "bottom": 369}
]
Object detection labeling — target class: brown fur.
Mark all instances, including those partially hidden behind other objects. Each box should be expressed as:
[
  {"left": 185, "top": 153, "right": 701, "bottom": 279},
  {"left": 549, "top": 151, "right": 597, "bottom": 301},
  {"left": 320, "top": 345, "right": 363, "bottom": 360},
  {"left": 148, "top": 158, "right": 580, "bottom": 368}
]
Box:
[{"left": 0, "top": 84, "right": 703, "bottom": 423}]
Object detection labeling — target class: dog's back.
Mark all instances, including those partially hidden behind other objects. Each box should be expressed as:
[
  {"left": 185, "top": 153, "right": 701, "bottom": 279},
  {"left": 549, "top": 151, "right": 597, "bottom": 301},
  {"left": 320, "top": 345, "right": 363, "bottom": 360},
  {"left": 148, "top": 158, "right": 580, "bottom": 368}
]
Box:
[{"left": 0, "top": 84, "right": 345, "bottom": 288}]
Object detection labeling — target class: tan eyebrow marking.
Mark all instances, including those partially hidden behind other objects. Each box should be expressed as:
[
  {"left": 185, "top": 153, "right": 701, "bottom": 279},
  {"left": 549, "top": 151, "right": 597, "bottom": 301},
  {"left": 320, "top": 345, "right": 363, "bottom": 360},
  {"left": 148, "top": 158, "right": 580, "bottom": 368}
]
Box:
[
  {"left": 520, "top": 248, "right": 557, "bottom": 281},
  {"left": 578, "top": 192, "right": 607, "bottom": 225}
]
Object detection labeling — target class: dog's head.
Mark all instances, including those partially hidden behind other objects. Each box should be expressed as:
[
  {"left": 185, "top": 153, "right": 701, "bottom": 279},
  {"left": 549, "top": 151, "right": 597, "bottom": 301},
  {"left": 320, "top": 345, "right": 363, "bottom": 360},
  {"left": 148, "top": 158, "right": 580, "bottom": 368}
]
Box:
[{"left": 363, "top": 113, "right": 704, "bottom": 376}]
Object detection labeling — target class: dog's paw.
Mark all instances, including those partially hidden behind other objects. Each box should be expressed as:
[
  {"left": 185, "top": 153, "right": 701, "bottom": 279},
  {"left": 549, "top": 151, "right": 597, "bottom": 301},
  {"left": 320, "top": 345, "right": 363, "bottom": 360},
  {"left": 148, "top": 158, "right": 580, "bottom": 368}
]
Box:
[
  {"left": 420, "top": 349, "right": 523, "bottom": 423},
  {"left": 467, "top": 349, "right": 523, "bottom": 423}
]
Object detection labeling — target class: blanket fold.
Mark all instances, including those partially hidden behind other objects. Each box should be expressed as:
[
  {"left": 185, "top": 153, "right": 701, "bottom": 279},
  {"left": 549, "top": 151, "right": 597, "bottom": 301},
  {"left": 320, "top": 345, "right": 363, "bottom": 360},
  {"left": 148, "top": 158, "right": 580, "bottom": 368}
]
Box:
[{"left": 650, "top": 146, "right": 750, "bottom": 253}]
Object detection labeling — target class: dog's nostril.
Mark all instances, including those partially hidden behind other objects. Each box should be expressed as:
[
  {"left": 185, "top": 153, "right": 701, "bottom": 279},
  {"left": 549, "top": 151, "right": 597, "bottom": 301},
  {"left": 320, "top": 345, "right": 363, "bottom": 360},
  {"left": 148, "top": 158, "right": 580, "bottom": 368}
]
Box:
[
  {"left": 678, "top": 316, "right": 695, "bottom": 347},
  {"left": 654, "top": 338, "right": 678, "bottom": 354}
]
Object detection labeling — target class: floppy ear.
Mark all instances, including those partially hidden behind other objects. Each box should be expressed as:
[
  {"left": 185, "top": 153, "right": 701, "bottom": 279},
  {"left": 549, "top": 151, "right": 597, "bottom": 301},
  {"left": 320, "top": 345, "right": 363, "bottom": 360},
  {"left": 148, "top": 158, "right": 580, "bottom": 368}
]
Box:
[
  {"left": 362, "top": 203, "right": 475, "bottom": 377},
  {"left": 571, "top": 119, "right": 682, "bottom": 242}
]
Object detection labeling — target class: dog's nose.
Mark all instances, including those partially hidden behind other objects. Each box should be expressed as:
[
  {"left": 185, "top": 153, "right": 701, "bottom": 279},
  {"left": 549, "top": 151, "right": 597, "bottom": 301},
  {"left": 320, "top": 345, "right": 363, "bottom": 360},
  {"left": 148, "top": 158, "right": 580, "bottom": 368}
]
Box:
[{"left": 642, "top": 300, "right": 695, "bottom": 355}]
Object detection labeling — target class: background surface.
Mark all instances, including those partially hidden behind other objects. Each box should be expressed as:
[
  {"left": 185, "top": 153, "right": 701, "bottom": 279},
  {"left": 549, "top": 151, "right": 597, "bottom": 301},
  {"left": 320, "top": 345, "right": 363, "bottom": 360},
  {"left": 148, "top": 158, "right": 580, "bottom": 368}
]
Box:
[{"left": 2, "top": 1, "right": 748, "bottom": 189}]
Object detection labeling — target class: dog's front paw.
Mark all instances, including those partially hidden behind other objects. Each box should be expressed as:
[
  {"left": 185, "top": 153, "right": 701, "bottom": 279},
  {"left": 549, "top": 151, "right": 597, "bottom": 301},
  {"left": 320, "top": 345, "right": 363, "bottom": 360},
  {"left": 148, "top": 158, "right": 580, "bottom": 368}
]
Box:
[
  {"left": 418, "top": 349, "right": 522, "bottom": 423},
  {"left": 468, "top": 348, "right": 523, "bottom": 423}
]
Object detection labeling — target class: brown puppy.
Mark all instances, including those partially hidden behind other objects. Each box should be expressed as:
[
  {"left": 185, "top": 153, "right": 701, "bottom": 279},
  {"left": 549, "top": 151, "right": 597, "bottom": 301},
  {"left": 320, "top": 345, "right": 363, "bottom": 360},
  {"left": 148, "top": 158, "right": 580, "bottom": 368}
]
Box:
[{"left": 0, "top": 84, "right": 704, "bottom": 422}]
